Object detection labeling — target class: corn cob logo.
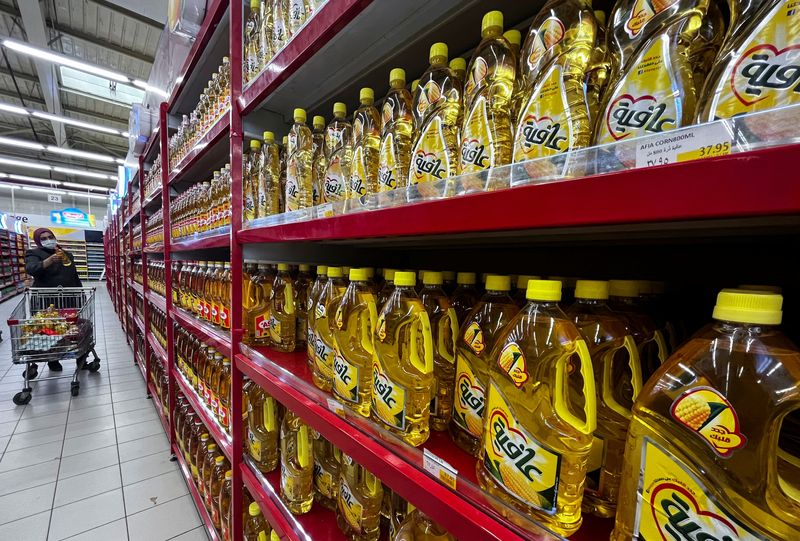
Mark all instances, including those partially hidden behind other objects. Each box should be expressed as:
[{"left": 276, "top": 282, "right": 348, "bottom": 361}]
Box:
[
  {"left": 670, "top": 387, "right": 746, "bottom": 457},
  {"left": 498, "top": 342, "right": 529, "bottom": 388},
  {"left": 463, "top": 321, "right": 485, "bottom": 354}
]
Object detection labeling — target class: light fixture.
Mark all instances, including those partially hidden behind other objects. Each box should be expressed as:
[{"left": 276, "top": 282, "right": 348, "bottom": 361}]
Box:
[
  {"left": 0, "top": 157, "right": 51, "bottom": 170},
  {"left": 47, "top": 146, "right": 117, "bottom": 163},
  {"left": 30, "top": 110, "right": 123, "bottom": 136},
  {"left": 22, "top": 185, "right": 66, "bottom": 194},
  {"left": 0, "top": 182, "right": 19, "bottom": 189},
  {"left": 132, "top": 80, "right": 170, "bottom": 98},
  {"left": 52, "top": 166, "right": 116, "bottom": 180},
  {"left": 61, "top": 182, "right": 110, "bottom": 191},
  {"left": 0, "top": 136, "right": 45, "bottom": 151},
  {"left": 0, "top": 103, "right": 28, "bottom": 115},
  {"left": 1, "top": 173, "right": 59, "bottom": 185},
  {"left": 0, "top": 155, "right": 116, "bottom": 179}
]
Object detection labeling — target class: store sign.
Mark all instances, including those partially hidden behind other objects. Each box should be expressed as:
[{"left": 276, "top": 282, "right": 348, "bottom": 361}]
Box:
[
  {"left": 48, "top": 194, "right": 62, "bottom": 203},
  {"left": 0, "top": 212, "right": 27, "bottom": 233},
  {"left": 50, "top": 207, "right": 96, "bottom": 228}
]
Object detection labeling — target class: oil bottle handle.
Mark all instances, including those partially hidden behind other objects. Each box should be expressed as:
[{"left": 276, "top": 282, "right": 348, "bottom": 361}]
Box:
[
  {"left": 554, "top": 339, "right": 597, "bottom": 435},
  {"left": 624, "top": 334, "right": 643, "bottom": 399},
  {"left": 438, "top": 308, "right": 458, "bottom": 364},
  {"left": 654, "top": 330, "right": 668, "bottom": 364},
  {"left": 361, "top": 296, "right": 377, "bottom": 355},
  {"left": 410, "top": 311, "right": 434, "bottom": 374},
  {"left": 284, "top": 282, "right": 295, "bottom": 315},
  {"left": 298, "top": 424, "right": 311, "bottom": 469},
  {"left": 602, "top": 335, "right": 642, "bottom": 420},
  {"left": 264, "top": 396, "right": 276, "bottom": 432}
]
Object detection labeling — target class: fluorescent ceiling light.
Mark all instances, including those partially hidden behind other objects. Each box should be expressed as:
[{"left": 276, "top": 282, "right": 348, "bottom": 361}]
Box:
[
  {"left": 0, "top": 182, "right": 19, "bottom": 189},
  {"left": 60, "top": 67, "right": 145, "bottom": 107},
  {"left": 2, "top": 173, "right": 59, "bottom": 185},
  {"left": 132, "top": 80, "right": 169, "bottom": 98},
  {"left": 23, "top": 185, "right": 66, "bottom": 194},
  {"left": 3, "top": 39, "right": 128, "bottom": 82},
  {"left": 0, "top": 157, "right": 51, "bottom": 170},
  {"left": 31, "top": 110, "right": 123, "bottom": 136},
  {"left": 0, "top": 136, "right": 44, "bottom": 150},
  {"left": 48, "top": 146, "right": 117, "bottom": 163},
  {"left": 0, "top": 103, "right": 28, "bottom": 115},
  {"left": 53, "top": 166, "right": 115, "bottom": 180},
  {"left": 0, "top": 155, "right": 116, "bottom": 179},
  {"left": 61, "top": 182, "right": 110, "bottom": 191}
]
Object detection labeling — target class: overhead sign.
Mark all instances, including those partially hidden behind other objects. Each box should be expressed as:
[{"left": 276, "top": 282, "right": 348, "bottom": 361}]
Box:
[
  {"left": 50, "top": 207, "right": 96, "bottom": 228},
  {"left": 48, "top": 194, "right": 62, "bottom": 203}
]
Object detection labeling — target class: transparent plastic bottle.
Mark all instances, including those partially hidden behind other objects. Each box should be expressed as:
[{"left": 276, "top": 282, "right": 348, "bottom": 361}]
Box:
[
  {"left": 269, "top": 263, "right": 297, "bottom": 352},
  {"left": 245, "top": 263, "right": 272, "bottom": 346},
  {"left": 378, "top": 70, "right": 414, "bottom": 193},
  {"left": 337, "top": 453, "right": 384, "bottom": 541},
  {"left": 257, "top": 131, "right": 281, "bottom": 218},
  {"left": 258, "top": 0, "right": 273, "bottom": 68},
  {"left": 332, "top": 268, "right": 377, "bottom": 416},
  {"left": 288, "top": 0, "right": 308, "bottom": 35},
  {"left": 350, "top": 88, "right": 382, "bottom": 199},
  {"left": 612, "top": 289, "right": 800, "bottom": 541},
  {"left": 286, "top": 108, "right": 314, "bottom": 211},
  {"left": 371, "top": 271, "right": 434, "bottom": 446},
  {"left": 450, "top": 275, "right": 518, "bottom": 456},
  {"left": 280, "top": 410, "right": 314, "bottom": 515},
  {"left": 311, "top": 266, "right": 347, "bottom": 392},
  {"left": 448, "top": 58, "right": 467, "bottom": 85},
  {"left": 311, "top": 115, "right": 327, "bottom": 205},
  {"left": 210, "top": 455, "right": 230, "bottom": 530},
  {"left": 450, "top": 272, "right": 480, "bottom": 327},
  {"left": 247, "top": 384, "right": 280, "bottom": 472},
  {"left": 306, "top": 265, "right": 328, "bottom": 366},
  {"left": 323, "top": 102, "right": 353, "bottom": 203},
  {"left": 377, "top": 269, "right": 396, "bottom": 309},
  {"left": 217, "top": 358, "right": 231, "bottom": 431},
  {"left": 244, "top": 139, "right": 261, "bottom": 223},
  {"left": 201, "top": 442, "right": 221, "bottom": 510},
  {"left": 312, "top": 431, "right": 341, "bottom": 510},
  {"left": 220, "top": 470, "right": 233, "bottom": 541},
  {"left": 295, "top": 264, "right": 312, "bottom": 350},
  {"left": 193, "top": 433, "right": 210, "bottom": 483},
  {"left": 271, "top": 0, "right": 290, "bottom": 53},
  {"left": 477, "top": 280, "right": 596, "bottom": 536},
  {"left": 244, "top": 502, "right": 271, "bottom": 541},
  {"left": 512, "top": 274, "right": 537, "bottom": 306},
  {"left": 393, "top": 508, "right": 455, "bottom": 541},
  {"left": 244, "top": 0, "right": 263, "bottom": 82}
]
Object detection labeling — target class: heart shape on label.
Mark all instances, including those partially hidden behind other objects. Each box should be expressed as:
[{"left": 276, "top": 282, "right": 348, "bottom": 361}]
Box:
[
  {"left": 605, "top": 93, "right": 659, "bottom": 141},
  {"left": 731, "top": 43, "right": 800, "bottom": 107},
  {"left": 650, "top": 482, "right": 740, "bottom": 540}
]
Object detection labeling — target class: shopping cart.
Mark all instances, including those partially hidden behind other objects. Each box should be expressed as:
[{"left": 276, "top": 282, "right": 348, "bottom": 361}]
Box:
[{"left": 6, "top": 287, "right": 101, "bottom": 405}]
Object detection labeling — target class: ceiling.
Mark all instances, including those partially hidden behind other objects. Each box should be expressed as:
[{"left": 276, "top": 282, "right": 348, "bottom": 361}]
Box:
[{"left": 0, "top": 0, "right": 166, "bottom": 188}]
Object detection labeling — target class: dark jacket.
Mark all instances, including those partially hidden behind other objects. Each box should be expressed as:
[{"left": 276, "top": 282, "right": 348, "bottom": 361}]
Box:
[{"left": 25, "top": 247, "right": 83, "bottom": 288}]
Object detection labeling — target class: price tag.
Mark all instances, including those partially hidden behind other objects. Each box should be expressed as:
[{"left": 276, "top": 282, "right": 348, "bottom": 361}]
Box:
[
  {"left": 422, "top": 448, "right": 458, "bottom": 490},
  {"left": 318, "top": 203, "right": 334, "bottom": 218},
  {"left": 326, "top": 397, "right": 345, "bottom": 417},
  {"left": 635, "top": 123, "right": 732, "bottom": 169}
]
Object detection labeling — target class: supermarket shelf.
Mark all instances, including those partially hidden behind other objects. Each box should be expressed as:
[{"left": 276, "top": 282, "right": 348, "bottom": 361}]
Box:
[
  {"left": 170, "top": 231, "right": 230, "bottom": 252},
  {"left": 148, "top": 381, "right": 170, "bottom": 437},
  {"left": 173, "top": 368, "right": 233, "bottom": 461},
  {"left": 133, "top": 314, "right": 145, "bottom": 335},
  {"left": 131, "top": 280, "right": 144, "bottom": 296},
  {"left": 238, "top": 144, "right": 800, "bottom": 245},
  {"left": 146, "top": 290, "right": 167, "bottom": 313},
  {"left": 135, "top": 353, "right": 146, "bottom": 381},
  {"left": 144, "top": 244, "right": 164, "bottom": 253},
  {"left": 142, "top": 124, "right": 160, "bottom": 162},
  {"left": 143, "top": 186, "right": 162, "bottom": 209},
  {"left": 168, "top": 115, "right": 230, "bottom": 186},
  {"left": 237, "top": 346, "right": 570, "bottom": 541},
  {"left": 147, "top": 330, "right": 167, "bottom": 362},
  {"left": 173, "top": 443, "right": 222, "bottom": 541},
  {"left": 241, "top": 460, "right": 347, "bottom": 541},
  {"left": 170, "top": 307, "right": 232, "bottom": 357}
]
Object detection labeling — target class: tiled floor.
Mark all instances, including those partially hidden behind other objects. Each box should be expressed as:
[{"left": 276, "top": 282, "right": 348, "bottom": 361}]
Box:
[{"left": 0, "top": 284, "right": 210, "bottom": 541}]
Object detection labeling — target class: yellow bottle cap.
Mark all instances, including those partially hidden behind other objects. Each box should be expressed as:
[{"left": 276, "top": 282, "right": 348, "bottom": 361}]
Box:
[
  {"left": 423, "top": 271, "right": 443, "bottom": 285},
  {"left": 327, "top": 266, "right": 343, "bottom": 278},
  {"left": 277, "top": 263, "right": 290, "bottom": 271},
  {"left": 317, "top": 265, "right": 328, "bottom": 275},
  {"left": 395, "top": 271, "right": 416, "bottom": 287},
  {"left": 313, "top": 115, "right": 325, "bottom": 129},
  {"left": 574, "top": 280, "right": 609, "bottom": 300},
  {"left": 634, "top": 280, "right": 652, "bottom": 295},
  {"left": 349, "top": 268, "right": 368, "bottom": 281},
  {"left": 429, "top": 42, "right": 448, "bottom": 63},
  {"left": 262, "top": 131, "right": 274, "bottom": 143},
  {"left": 271, "top": 531, "right": 279, "bottom": 541},
  {"left": 248, "top": 502, "right": 261, "bottom": 516},
  {"left": 526, "top": 279, "right": 562, "bottom": 302},
  {"left": 739, "top": 284, "right": 783, "bottom": 294},
  {"left": 485, "top": 275, "right": 511, "bottom": 292},
  {"left": 482, "top": 11, "right": 503, "bottom": 33},
  {"left": 250, "top": 0, "right": 260, "bottom": 9},
  {"left": 215, "top": 456, "right": 225, "bottom": 464},
  {"left": 208, "top": 443, "right": 217, "bottom": 451},
  {"left": 457, "top": 272, "right": 476, "bottom": 285},
  {"left": 249, "top": 139, "right": 262, "bottom": 150},
  {"left": 411, "top": 79, "right": 420, "bottom": 93},
  {"left": 503, "top": 29, "right": 521, "bottom": 47},
  {"left": 333, "top": 102, "right": 347, "bottom": 116},
  {"left": 515, "top": 275, "right": 538, "bottom": 290},
  {"left": 443, "top": 271, "right": 455, "bottom": 281},
  {"left": 609, "top": 280, "right": 639, "bottom": 298},
  {"left": 360, "top": 87, "right": 374, "bottom": 103},
  {"left": 294, "top": 108, "right": 306, "bottom": 123},
  {"left": 449, "top": 57, "right": 466, "bottom": 73},
  {"left": 225, "top": 470, "right": 232, "bottom": 479},
  {"left": 299, "top": 264, "right": 311, "bottom": 271},
  {"left": 594, "top": 10, "right": 607, "bottom": 27},
  {"left": 713, "top": 289, "right": 782, "bottom": 325},
  {"left": 384, "top": 268, "right": 396, "bottom": 281},
  {"left": 282, "top": 136, "right": 288, "bottom": 145},
  {"left": 389, "top": 68, "right": 406, "bottom": 85}
]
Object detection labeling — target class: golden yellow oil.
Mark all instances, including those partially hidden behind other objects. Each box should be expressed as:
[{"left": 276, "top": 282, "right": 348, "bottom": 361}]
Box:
[
  {"left": 378, "top": 70, "right": 413, "bottom": 192},
  {"left": 350, "top": 89, "right": 382, "bottom": 199},
  {"left": 285, "top": 109, "right": 314, "bottom": 211},
  {"left": 244, "top": 263, "right": 274, "bottom": 346},
  {"left": 336, "top": 454, "right": 383, "bottom": 541},
  {"left": 306, "top": 266, "right": 328, "bottom": 368},
  {"left": 280, "top": 410, "right": 314, "bottom": 515},
  {"left": 256, "top": 132, "right": 281, "bottom": 218},
  {"left": 244, "top": 0, "right": 262, "bottom": 81},
  {"left": 323, "top": 103, "right": 353, "bottom": 203},
  {"left": 312, "top": 431, "right": 341, "bottom": 510},
  {"left": 269, "top": 264, "right": 296, "bottom": 352},
  {"left": 246, "top": 384, "right": 280, "bottom": 473},
  {"left": 392, "top": 509, "right": 455, "bottom": 541},
  {"left": 295, "top": 264, "right": 311, "bottom": 349},
  {"left": 311, "top": 116, "right": 327, "bottom": 205},
  {"left": 243, "top": 140, "right": 261, "bottom": 222},
  {"left": 312, "top": 267, "right": 347, "bottom": 392}
]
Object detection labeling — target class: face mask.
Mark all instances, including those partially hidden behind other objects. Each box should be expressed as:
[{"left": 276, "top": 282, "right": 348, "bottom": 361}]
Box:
[{"left": 41, "top": 239, "right": 57, "bottom": 249}]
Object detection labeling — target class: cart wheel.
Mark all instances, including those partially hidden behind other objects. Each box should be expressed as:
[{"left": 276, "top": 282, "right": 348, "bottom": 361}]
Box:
[
  {"left": 88, "top": 360, "right": 101, "bottom": 373},
  {"left": 22, "top": 367, "right": 38, "bottom": 380},
  {"left": 70, "top": 382, "right": 80, "bottom": 397},
  {"left": 13, "top": 392, "right": 31, "bottom": 405}
]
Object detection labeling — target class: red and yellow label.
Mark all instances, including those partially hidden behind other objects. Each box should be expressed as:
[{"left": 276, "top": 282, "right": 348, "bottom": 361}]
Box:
[
  {"left": 497, "top": 342, "right": 529, "bottom": 388},
  {"left": 452, "top": 353, "right": 486, "bottom": 437},
  {"left": 463, "top": 321, "right": 485, "bottom": 355},
  {"left": 459, "top": 96, "right": 494, "bottom": 173},
  {"left": 625, "top": 0, "right": 679, "bottom": 38},
  {"left": 253, "top": 310, "right": 271, "bottom": 338},
  {"left": 409, "top": 117, "right": 450, "bottom": 185},
  {"left": 670, "top": 386, "right": 746, "bottom": 457}
]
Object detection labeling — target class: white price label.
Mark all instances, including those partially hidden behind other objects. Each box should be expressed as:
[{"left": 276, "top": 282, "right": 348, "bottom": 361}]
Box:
[
  {"left": 422, "top": 448, "right": 457, "bottom": 490},
  {"left": 634, "top": 123, "right": 732, "bottom": 169},
  {"left": 318, "top": 203, "right": 334, "bottom": 218},
  {"left": 326, "top": 397, "right": 346, "bottom": 417}
]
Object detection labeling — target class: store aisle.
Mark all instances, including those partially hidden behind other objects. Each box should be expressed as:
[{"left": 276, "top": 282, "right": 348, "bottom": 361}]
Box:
[{"left": 0, "top": 285, "right": 210, "bottom": 541}]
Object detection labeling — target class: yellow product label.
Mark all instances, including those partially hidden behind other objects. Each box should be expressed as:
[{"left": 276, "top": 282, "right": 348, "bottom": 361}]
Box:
[
  {"left": 268, "top": 315, "right": 281, "bottom": 343},
  {"left": 670, "top": 386, "right": 746, "bottom": 457},
  {"left": 528, "top": 17, "right": 566, "bottom": 68},
  {"left": 285, "top": 158, "right": 300, "bottom": 211},
  {"left": 465, "top": 57, "right": 489, "bottom": 98},
  {"left": 634, "top": 438, "right": 764, "bottom": 540},
  {"left": 376, "top": 314, "right": 387, "bottom": 342},
  {"left": 625, "top": 0, "right": 679, "bottom": 38},
  {"left": 584, "top": 435, "right": 605, "bottom": 497},
  {"left": 459, "top": 96, "right": 494, "bottom": 172},
  {"left": 409, "top": 117, "right": 450, "bottom": 184},
  {"left": 254, "top": 310, "right": 271, "bottom": 338},
  {"left": 513, "top": 64, "right": 572, "bottom": 162},
  {"left": 706, "top": 2, "right": 800, "bottom": 119},
  {"left": 497, "top": 342, "right": 529, "bottom": 388},
  {"left": 349, "top": 146, "right": 367, "bottom": 197},
  {"left": 335, "top": 305, "right": 344, "bottom": 329},
  {"left": 313, "top": 460, "right": 335, "bottom": 498},
  {"left": 258, "top": 532, "right": 267, "bottom": 541},
  {"left": 371, "top": 355, "right": 406, "bottom": 430},
  {"left": 314, "top": 332, "right": 335, "bottom": 380},
  {"left": 463, "top": 321, "right": 485, "bottom": 355},
  {"left": 481, "top": 381, "right": 561, "bottom": 514},
  {"left": 338, "top": 476, "right": 364, "bottom": 533},
  {"left": 377, "top": 133, "right": 397, "bottom": 191},
  {"left": 333, "top": 352, "right": 360, "bottom": 404},
  {"left": 324, "top": 155, "right": 347, "bottom": 201},
  {"left": 452, "top": 353, "right": 486, "bottom": 437},
  {"left": 597, "top": 35, "right": 680, "bottom": 144},
  {"left": 249, "top": 431, "right": 262, "bottom": 461}
]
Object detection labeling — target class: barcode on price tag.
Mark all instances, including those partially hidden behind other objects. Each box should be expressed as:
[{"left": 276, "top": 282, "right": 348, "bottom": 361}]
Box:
[
  {"left": 318, "top": 203, "right": 334, "bottom": 218},
  {"left": 634, "top": 122, "right": 733, "bottom": 169},
  {"left": 326, "top": 397, "right": 345, "bottom": 417},
  {"left": 423, "top": 448, "right": 458, "bottom": 490}
]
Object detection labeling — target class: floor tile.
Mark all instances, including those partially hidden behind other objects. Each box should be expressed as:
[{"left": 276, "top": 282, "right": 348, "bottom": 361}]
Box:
[
  {"left": 0, "top": 510, "right": 50, "bottom": 541},
  {"left": 121, "top": 450, "right": 178, "bottom": 486},
  {"left": 5, "top": 425, "right": 65, "bottom": 452},
  {"left": 66, "top": 404, "right": 111, "bottom": 424},
  {"left": 69, "top": 393, "right": 112, "bottom": 411},
  {"left": 168, "top": 526, "right": 210, "bottom": 541},
  {"left": 0, "top": 408, "right": 24, "bottom": 424},
  {"left": 20, "top": 399, "right": 71, "bottom": 419},
  {"left": 112, "top": 396, "right": 152, "bottom": 414},
  {"left": 118, "top": 432, "right": 170, "bottom": 463},
  {"left": 0, "top": 441, "right": 62, "bottom": 472},
  {"left": 116, "top": 419, "right": 164, "bottom": 444},
  {"left": 59, "top": 444, "right": 118, "bottom": 480},
  {"left": 123, "top": 470, "right": 189, "bottom": 515},
  {"left": 65, "top": 415, "right": 115, "bottom": 439},
  {"left": 0, "top": 481, "right": 55, "bottom": 525},
  {"left": 0, "top": 420, "right": 16, "bottom": 437},
  {"left": 60, "top": 518, "right": 128, "bottom": 541},
  {"left": 14, "top": 413, "right": 69, "bottom": 434},
  {"left": 111, "top": 388, "right": 148, "bottom": 403},
  {"left": 0, "top": 459, "right": 60, "bottom": 497},
  {"left": 127, "top": 494, "right": 202, "bottom": 541},
  {"left": 53, "top": 464, "right": 121, "bottom": 507},
  {"left": 48, "top": 488, "right": 124, "bottom": 540},
  {"left": 114, "top": 407, "right": 159, "bottom": 428},
  {"left": 61, "top": 428, "right": 116, "bottom": 457}
]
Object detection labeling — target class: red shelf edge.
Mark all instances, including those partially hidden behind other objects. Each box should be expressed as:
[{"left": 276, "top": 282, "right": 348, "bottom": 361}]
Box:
[
  {"left": 170, "top": 307, "right": 232, "bottom": 357},
  {"left": 173, "top": 443, "right": 222, "bottom": 541},
  {"left": 147, "top": 330, "right": 167, "bottom": 361},
  {"left": 146, "top": 290, "right": 168, "bottom": 313},
  {"left": 133, "top": 314, "right": 145, "bottom": 335},
  {"left": 168, "top": 116, "right": 230, "bottom": 185},
  {"left": 169, "top": 231, "right": 230, "bottom": 252},
  {"left": 135, "top": 354, "right": 146, "bottom": 381},
  {"left": 131, "top": 280, "right": 144, "bottom": 296},
  {"left": 147, "top": 381, "right": 170, "bottom": 437},
  {"left": 173, "top": 367, "right": 233, "bottom": 462}
]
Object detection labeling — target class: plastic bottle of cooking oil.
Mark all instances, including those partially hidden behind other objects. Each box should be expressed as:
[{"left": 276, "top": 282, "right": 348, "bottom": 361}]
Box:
[
  {"left": 371, "top": 271, "right": 434, "bottom": 446},
  {"left": 258, "top": 0, "right": 272, "bottom": 67},
  {"left": 245, "top": 0, "right": 262, "bottom": 81},
  {"left": 420, "top": 271, "right": 459, "bottom": 431},
  {"left": 613, "top": 289, "right": 800, "bottom": 540},
  {"left": 323, "top": 102, "right": 353, "bottom": 203},
  {"left": 377, "top": 269, "right": 396, "bottom": 309},
  {"left": 337, "top": 453, "right": 384, "bottom": 541},
  {"left": 247, "top": 263, "right": 275, "bottom": 346},
  {"left": 450, "top": 272, "right": 480, "bottom": 327},
  {"left": 477, "top": 279, "right": 596, "bottom": 536},
  {"left": 210, "top": 455, "right": 229, "bottom": 529},
  {"left": 306, "top": 265, "right": 328, "bottom": 363},
  {"left": 244, "top": 502, "right": 271, "bottom": 541},
  {"left": 247, "top": 384, "right": 279, "bottom": 473},
  {"left": 269, "top": 264, "right": 296, "bottom": 352},
  {"left": 350, "top": 88, "right": 381, "bottom": 199},
  {"left": 409, "top": 43, "right": 462, "bottom": 187},
  {"left": 450, "top": 275, "right": 518, "bottom": 455},
  {"left": 608, "top": 279, "right": 668, "bottom": 383},
  {"left": 449, "top": 57, "right": 467, "bottom": 85},
  {"left": 287, "top": 0, "right": 308, "bottom": 35},
  {"left": 566, "top": 280, "right": 642, "bottom": 518},
  {"left": 697, "top": 0, "right": 800, "bottom": 122},
  {"left": 280, "top": 410, "right": 314, "bottom": 515},
  {"left": 285, "top": 108, "right": 314, "bottom": 211},
  {"left": 393, "top": 507, "right": 455, "bottom": 541},
  {"left": 459, "top": 11, "right": 516, "bottom": 175},
  {"left": 410, "top": 79, "right": 420, "bottom": 95},
  {"left": 271, "top": 0, "right": 290, "bottom": 53},
  {"left": 332, "top": 268, "right": 377, "bottom": 416},
  {"left": 312, "top": 115, "right": 326, "bottom": 205},
  {"left": 295, "top": 264, "right": 311, "bottom": 350},
  {"left": 220, "top": 470, "right": 233, "bottom": 541},
  {"left": 257, "top": 131, "right": 281, "bottom": 219},
  {"left": 244, "top": 142, "right": 260, "bottom": 223},
  {"left": 512, "top": 275, "right": 538, "bottom": 306},
  {"left": 312, "top": 431, "right": 341, "bottom": 510},
  {"left": 378, "top": 69, "right": 414, "bottom": 193},
  {"left": 279, "top": 136, "right": 288, "bottom": 212},
  {"left": 311, "top": 266, "right": 347, "bottom": 391}
]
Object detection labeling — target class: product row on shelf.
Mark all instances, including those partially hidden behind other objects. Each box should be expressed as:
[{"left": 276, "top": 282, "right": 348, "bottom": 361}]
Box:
[
  {"left": 0, "top": 229, "right": 28, "bottom": 300},
  {"left": 174, "top": 261, "right": 233, "bottom": 331},
  {"left": 171, "top": 166, "right": 233, "bottom": 241},
  {"left": 146, "top": 213, "right": 164, "bottom": 246},
  {"left": 144, "top": 155, "right": 162, "bottom": 198}
]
